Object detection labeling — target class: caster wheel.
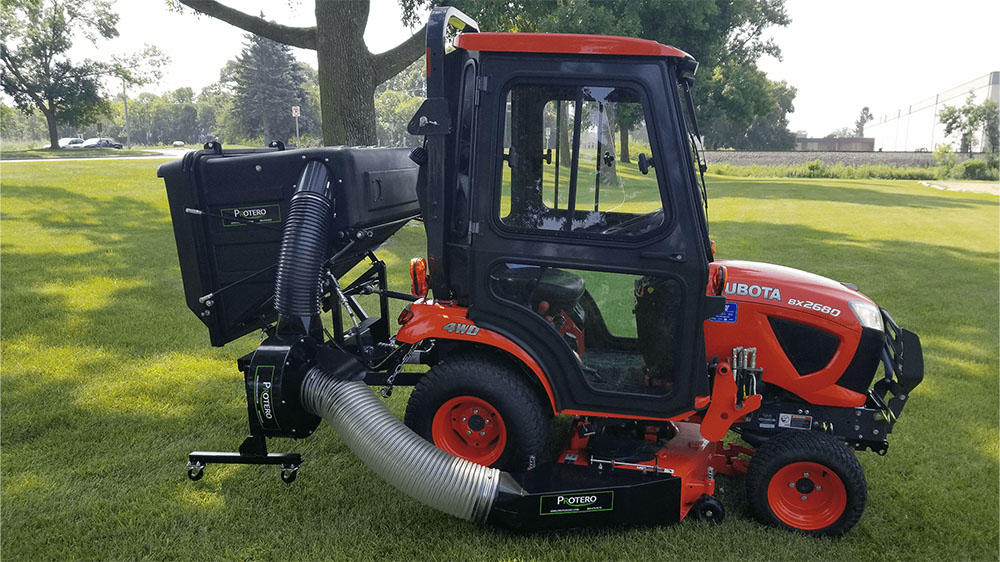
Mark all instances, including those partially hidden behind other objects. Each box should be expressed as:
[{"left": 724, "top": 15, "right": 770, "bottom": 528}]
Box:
[
  {"left": 187, "top": 464, "right": 204, "bottom": 481},
  {"left": 693, "top": 495, "right": 725, "bottom": 524},
  {"left": 280, "top": 467, "right": 298, "bottom": 484}
]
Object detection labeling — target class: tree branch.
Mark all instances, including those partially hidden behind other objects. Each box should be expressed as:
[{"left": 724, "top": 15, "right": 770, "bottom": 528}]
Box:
[
  {"left": 176, "top": 0, "right": 317, "bottom": 50},
  {"left": 372, "top": 26, "right": 426, "bottom": 85}
]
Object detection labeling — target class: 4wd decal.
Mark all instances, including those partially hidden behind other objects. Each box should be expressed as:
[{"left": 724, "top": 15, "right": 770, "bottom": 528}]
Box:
[
  {"left": 540, "top": 491, "right": 614, "bottom": 515},
  {"left": 724, "top": 282, "right": 781, "bottom": 301},
  {"left": 442, "top": 322, "right": 480, "bottom": 336}
]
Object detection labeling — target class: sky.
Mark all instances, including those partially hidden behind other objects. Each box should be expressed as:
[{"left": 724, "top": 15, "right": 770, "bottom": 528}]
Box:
[{"left": 74, "top": 0, "right": 999, "bottom": 139}]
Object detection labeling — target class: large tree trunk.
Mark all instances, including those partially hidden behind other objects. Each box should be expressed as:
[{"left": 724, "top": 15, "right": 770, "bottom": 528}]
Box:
[
  {"left": 315, "top": 0, "right": 376, "bottom": 145},
  {"left": 619, "top": 126, "right": 630, "bottom": 163},
  {"left": 176, "top": 0, "right": 424, "bottom": 147},
  {"left": 43, "top": 107, "right": 60, "bottom": 149}
]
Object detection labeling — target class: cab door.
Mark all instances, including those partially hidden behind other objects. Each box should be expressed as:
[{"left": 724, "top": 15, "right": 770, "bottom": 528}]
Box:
[{"left": 465, "top": 54, "right": 713, "bottom": 419}]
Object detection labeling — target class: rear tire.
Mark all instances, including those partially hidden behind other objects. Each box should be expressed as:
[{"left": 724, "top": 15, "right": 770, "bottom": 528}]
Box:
[
  {"left": 405, "top": 354, "right": 550, "bottom": 471},
  {"left": 745, "top": 431, "right": 867, "bottom": 536}
]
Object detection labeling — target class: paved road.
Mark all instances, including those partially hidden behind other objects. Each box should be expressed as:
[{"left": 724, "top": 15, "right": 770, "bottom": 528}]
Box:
[
  {"left": 919, "top": 180, "right": 1000, "bottom": 195},
  {"left": 3, "top": 148, "right": 190, "bottom": 164}
]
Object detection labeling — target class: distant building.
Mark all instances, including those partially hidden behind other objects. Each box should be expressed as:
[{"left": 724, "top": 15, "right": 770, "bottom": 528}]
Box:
[
  {"left": 866, "top": 71, "right": 999, "bottom": 152},
  {"left": 796, "top": 137, "right": 875, "bottom": 151}
]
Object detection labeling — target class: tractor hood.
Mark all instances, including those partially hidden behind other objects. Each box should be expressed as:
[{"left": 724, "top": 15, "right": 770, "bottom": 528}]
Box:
[{"left": 711, "top": 259, "right": 875, "bottom": 330}]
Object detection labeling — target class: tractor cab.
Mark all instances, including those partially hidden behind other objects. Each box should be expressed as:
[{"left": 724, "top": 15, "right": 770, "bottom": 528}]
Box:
[{"left": 408, "top": 13, "right": 722, "bottom": 420}]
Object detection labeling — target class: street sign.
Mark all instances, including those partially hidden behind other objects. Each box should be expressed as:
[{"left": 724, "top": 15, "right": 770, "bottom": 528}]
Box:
[{"left": 291, "top": 106, "right": 300, "bottom": 117}]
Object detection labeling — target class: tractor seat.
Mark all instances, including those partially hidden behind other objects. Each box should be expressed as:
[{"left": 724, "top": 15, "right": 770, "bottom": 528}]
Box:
[{"left": 493, "top": 266, "right": 585, "bottom": 309}]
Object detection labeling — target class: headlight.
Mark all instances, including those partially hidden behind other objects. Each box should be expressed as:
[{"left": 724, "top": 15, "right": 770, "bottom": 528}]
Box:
[{"left": 849, "top": 301, "right": 884, "bottom": 331}]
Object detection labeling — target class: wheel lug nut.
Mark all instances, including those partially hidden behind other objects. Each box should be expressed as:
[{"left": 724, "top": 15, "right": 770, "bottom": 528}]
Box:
[
  {"left": 788, "top": 482, "right": 795, "bottom": 487},
  {"left": 801, "top": 496, "right": 807, "bottom": 501},
  {"left": 480, "top": 432, "right": 486, "bottom": 436},
  {"left": 816, "top": 485, "right": 822, "bottom": 491},
  {"left": 473, "top": 409, "right": 479, "bottom": 414},
  {"left": 462, "top": 417, "right": 467, "bottom": 421},
  {"left": 466, "top": 430, "right": 471, "bottom": 435},
  {"left": 803, "top": 472, "right": 810, "bottom": 478}
]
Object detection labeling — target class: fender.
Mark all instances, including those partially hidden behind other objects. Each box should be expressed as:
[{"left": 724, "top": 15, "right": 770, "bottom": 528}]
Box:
[
  {"left": 396, "top": 300, "right": 705, "bottom": 422},
  {"left": 396, "top": 300, "right": 559, "bottom": 411}
]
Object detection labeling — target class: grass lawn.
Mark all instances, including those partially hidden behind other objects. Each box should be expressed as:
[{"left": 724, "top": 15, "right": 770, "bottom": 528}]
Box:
[
  {"left": 2, "top": 160, "right": 998, "bottom": 560},
  {"left": 1, "top": 148, "right": 157, "bottom": 160}
]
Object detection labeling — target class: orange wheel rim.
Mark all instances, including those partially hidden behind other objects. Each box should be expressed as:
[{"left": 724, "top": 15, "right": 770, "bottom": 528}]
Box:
[
  {"left": 431, "top": 396, "right": 507, "bottom": 466},
  {"left": 767, "top": 461, "right": 847, "bottom": 530}
]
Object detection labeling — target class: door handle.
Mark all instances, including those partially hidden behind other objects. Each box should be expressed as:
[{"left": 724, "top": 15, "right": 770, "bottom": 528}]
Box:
[{"left": 640, "top": 251, "right": 686, "bottom": 263}]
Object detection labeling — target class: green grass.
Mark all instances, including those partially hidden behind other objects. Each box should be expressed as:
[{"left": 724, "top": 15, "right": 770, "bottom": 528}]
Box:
[
  {"left": 2, "top": 160, "right": 998, "bottom": 560},
  {"left": 1, "top": 147, "right": 155, "bottom": 160}
]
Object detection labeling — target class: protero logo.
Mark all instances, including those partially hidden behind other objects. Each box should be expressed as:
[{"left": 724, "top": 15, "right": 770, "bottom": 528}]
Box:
[{"left": 556, "top": 494, "right": 597, "bottom": 507}]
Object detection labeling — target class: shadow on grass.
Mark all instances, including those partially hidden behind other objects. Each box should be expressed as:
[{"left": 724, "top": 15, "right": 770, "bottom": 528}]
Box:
[
  {"left": 707, "top": 177, "right": 999, "bottom": 209},
  {"left": 2, "top": 176, "right": 997, "bottom": 559}
]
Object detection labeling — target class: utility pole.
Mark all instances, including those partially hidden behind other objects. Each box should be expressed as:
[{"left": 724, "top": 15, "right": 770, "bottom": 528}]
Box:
[{"left": 122, "top": 78, "right": 130, "bottom": 148}]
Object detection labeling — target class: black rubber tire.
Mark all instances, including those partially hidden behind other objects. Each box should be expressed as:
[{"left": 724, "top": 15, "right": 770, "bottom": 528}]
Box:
[
  {"left": 745, "top": 431, "right": 867, "bottom": 537},
  {"left": 692, "top": 495, "right": 725, "bottom": 524},
  {"left": 404, "top": 354, "right": 550, "bottom": 472}
]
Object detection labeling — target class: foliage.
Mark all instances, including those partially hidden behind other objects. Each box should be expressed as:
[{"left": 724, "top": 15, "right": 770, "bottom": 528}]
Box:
[
  {"left": 374, "top": 57, "right": 424, "bottom": 147},
  {"left": 709, "top": 160, "right": 940, "bottom": 180},
  {"left": 404, "top": 0, "right": 795, "bottom": 151},
  {"left": 701, "top": 64, "right": 796, "bottom": 150},
  {"left": 0, "top": 0, "right": 165, "bottom": 148},
  {"left": 854, "top": 106, "right": 873, "bottom": 137},
  {"left": 2, "top": 160, "right": 998, "bottom": 560},
  {"left": 939, "top": 94, "right": 999, "bottom": 155},
  {"left": 933, "top": 143, "right": 957, "bottom": 176},
  {"left": 827, "top": 127, "right": 854, "bottom": 138},
  {"left": 227, "top": 33, "right": 318, "bottom": 145},
  {"left": 173, "top": 0, "right": 425, "bottom": 146},
  {"left": 951, "top": 159, "right": 999, "bottom": 181}
]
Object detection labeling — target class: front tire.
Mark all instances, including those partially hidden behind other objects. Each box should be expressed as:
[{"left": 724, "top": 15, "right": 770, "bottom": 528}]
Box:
[
  {"left": 745, "top": 431, "right": 867, "bottom": 536},
  {"left": 404, "top": 354, "right": 550, "bottom": 471}
]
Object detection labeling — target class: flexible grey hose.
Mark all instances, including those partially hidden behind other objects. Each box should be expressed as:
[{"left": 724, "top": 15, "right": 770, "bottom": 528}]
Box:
[{"left": 300, "top": 366, "right": 506, "bottom": 523}]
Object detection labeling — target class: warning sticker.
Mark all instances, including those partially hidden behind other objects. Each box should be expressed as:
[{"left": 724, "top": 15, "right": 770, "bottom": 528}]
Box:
[
  {"left": 778, "top": 413, "right": 813, "bottom": 430},
  {"left": 709, "top": 301, "right": 738, "bottom": 323}
]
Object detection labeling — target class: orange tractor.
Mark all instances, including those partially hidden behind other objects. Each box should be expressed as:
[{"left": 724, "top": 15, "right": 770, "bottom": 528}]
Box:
[{"left": 161, "top": 7, "right": 921, "bottom": 536}]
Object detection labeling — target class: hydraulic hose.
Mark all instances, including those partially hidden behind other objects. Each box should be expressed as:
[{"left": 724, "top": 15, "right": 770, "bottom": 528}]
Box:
[
  {"left": 300, "top": 366, "right": 520, "bottom": 523},
  {"left": 274, "top": 160, "right": 332, "bottom": 337}
]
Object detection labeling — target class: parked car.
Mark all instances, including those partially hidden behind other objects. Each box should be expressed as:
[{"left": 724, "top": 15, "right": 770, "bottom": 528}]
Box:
[
  {"left": 80, "top": 137, "right": 123, "bottom": 149},
  {"left": 42, "top": 137, "right": 84, "bottom": 149},
  {"left": 172, "top": 141, "right": 185, "bottom": 147}
]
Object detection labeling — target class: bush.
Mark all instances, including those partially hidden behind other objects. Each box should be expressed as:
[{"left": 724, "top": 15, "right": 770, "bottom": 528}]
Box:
[
  {"left": 707, "top": 161, "right": 939, "bottom": 180},
  {"left": 934, "top": 144, "right": 957, "bottom": 176},
  {"left": 954, "top": 159, "right": 1000, "bottom": 181}
]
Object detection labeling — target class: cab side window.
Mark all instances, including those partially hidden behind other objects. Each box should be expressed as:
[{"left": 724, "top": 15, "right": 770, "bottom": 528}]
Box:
[{"left": 499, "top": 84, "right": 667, "bottom": 237}]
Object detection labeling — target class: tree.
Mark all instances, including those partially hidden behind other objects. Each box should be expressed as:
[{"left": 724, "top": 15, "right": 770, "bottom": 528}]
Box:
[
  {"left": 228, "top": 32, "right": 314, "bottom": 144},
  {"left": 854, "top": 106, "right": 873, "bottom": 137},
  {"left": 1, "top": 0, "right": 165, "bottom": 149},
  {"left": 172, "top": 0, "right": 425, "bottom": 146},
  {"left": 405, "top": 0, "right": 792, "bottom": 152},
  {"left": 940, "top": 93, "right": 999, "bottom": 156},
  {"left": 827, "top": 127, "right": 854, "bottom": 138},
  {"left": 375, "top": 57, "right": 424, "bottom": 147}
]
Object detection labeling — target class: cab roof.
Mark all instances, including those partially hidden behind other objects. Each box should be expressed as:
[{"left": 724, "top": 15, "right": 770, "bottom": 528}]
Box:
[{"left": 455, "top": 32, "right": 691, "bottom": 60}]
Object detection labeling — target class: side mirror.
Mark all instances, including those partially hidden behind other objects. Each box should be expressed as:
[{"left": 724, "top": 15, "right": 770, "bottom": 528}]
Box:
[{"left": 638, "top": 153, "right": 654, "bottom": 175}]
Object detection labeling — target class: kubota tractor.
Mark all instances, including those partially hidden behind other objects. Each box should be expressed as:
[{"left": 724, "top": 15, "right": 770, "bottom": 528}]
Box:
[{"left": 159, "top": 7, "right": 922, "bottom": 536}]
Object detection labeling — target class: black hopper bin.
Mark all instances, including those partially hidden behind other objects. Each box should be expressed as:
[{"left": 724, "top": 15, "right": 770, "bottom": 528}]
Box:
[{"left": 158, "top": 146, "right": 420, "bottom": 346}]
